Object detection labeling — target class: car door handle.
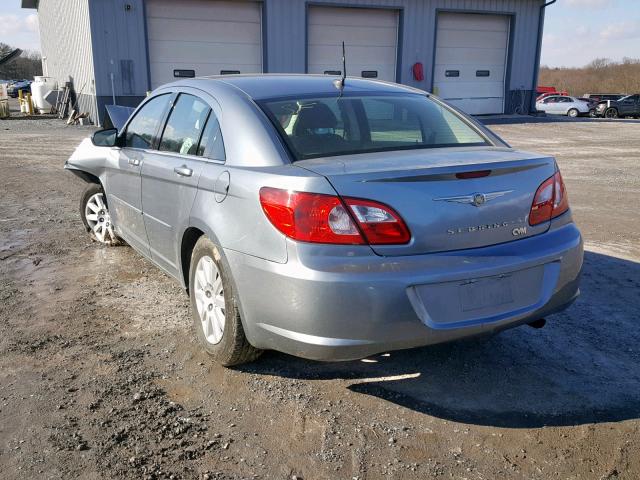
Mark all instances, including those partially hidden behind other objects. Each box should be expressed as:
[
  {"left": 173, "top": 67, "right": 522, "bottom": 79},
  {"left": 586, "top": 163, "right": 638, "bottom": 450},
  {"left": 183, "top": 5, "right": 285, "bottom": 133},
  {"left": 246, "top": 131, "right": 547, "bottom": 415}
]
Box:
[
  {"left": 174, "top": 165, "right": 193, "bottom": 177},
  {"left": 128, "top": 158, "right": 140, "bottom": 167}
]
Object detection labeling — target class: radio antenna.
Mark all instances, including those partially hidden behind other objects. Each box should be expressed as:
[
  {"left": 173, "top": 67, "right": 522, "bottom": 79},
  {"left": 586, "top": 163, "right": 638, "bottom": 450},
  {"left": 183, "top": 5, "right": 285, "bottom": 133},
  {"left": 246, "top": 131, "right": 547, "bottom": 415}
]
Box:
[{"left": 340, "top": 41, "right": 347, "bottom": 89}]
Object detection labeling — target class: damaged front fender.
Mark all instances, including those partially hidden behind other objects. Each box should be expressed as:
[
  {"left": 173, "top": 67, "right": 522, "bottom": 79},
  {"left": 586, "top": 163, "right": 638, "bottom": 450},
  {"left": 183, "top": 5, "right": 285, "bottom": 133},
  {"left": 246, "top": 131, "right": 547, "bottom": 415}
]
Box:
[{"left": 64, "top": 137, "right": 118, "bottom": 187}]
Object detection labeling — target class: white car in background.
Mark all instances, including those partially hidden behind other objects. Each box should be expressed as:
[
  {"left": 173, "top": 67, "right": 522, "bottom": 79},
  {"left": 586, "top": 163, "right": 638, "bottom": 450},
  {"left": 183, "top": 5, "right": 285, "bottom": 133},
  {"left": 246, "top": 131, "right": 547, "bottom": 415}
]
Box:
[{"left": 536, "top": 95, "right": 590, "bottom": 118}]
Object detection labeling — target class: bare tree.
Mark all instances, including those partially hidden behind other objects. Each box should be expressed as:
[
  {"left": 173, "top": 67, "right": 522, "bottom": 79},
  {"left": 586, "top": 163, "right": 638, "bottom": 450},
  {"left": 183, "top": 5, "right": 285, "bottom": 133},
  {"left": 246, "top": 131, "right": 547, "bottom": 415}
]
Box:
[
  {"left": 0, "top": 42, "right": 43, "bottom": 80},
  {"left": 539, "top": 58, "right": 640, "bottom": 96}
]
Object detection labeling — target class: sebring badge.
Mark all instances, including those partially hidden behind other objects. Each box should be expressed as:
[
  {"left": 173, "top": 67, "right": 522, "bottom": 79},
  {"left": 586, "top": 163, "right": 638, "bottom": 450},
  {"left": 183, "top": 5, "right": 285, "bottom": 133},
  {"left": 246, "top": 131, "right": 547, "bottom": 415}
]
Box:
[{"left": 433, "top": 190, "right": 513, "bottom": 207}]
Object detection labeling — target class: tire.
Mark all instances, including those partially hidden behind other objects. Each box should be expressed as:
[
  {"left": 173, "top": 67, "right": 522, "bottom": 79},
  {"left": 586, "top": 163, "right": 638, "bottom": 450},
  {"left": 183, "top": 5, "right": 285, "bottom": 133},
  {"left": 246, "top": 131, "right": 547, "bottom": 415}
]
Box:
[
  {"left": 189, "top": 236, "right": 262, "bottom": 366},
  {"left": 80, "top": 183, "right": 121, "bottom": 245},
  {"left": 605, "top": 107, "right": 618, "bottom": 119},
  {"left": 567, "top": 108, "right": 579, "bottom": 118}
]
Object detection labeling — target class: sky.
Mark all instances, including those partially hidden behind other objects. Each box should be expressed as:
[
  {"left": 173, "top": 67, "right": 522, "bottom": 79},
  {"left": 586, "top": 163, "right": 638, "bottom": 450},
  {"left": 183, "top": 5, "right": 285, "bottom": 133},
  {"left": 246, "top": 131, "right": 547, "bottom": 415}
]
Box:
[{"left": 0, "top": 0, "right": 639, "bottom": 68}]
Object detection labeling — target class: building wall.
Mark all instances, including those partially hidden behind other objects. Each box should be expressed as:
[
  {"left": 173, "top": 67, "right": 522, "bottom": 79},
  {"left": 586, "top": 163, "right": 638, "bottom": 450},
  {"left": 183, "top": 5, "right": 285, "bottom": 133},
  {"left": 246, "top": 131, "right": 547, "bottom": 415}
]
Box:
[
  {"left": 36, "top": 0, "right": 98, "bottom": 120},
  {"left": 87, "top": 0, "right": 150, "bottom": 125},
  {"left": 89, "top": 0, "right": 150, "bottom": 97},
  {"left": 33, "top": 0, "right": 546, "bottom": 121}
]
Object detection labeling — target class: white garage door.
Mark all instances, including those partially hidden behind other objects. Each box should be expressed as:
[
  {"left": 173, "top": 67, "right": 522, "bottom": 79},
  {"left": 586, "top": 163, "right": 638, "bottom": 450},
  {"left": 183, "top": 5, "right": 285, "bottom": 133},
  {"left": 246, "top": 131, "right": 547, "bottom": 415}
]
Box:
[
  {"left": 307, "top": 6, "right": 398, "bottom": 82},
  {"left": 433, "top": 12, "right": 509, "bottom": 115},
  {"left": 146, "top": 0, "right": 262, "bottom": 89}
]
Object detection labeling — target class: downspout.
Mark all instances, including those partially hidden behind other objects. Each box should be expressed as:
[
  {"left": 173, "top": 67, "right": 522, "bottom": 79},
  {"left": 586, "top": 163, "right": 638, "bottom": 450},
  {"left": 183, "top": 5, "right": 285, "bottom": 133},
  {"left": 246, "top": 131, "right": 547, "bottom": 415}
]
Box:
[{"left": 530, "top": 0, "right": 557, "bottom": 114}]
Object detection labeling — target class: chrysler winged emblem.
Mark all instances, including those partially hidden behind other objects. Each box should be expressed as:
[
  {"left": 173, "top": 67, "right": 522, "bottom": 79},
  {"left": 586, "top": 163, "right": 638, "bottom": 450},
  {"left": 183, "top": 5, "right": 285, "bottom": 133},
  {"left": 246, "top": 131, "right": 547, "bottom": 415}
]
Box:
[{"left": 433, "top": 190, "right": 513, "bottom": 207}]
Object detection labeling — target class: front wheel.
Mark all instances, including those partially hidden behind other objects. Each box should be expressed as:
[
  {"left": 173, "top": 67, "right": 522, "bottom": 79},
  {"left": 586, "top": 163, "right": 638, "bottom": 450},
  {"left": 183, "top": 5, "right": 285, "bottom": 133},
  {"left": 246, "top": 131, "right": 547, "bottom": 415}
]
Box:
[
  {"left": 80, "top": 183, "right": 120, "bottom": 245},
  {"left": 567, "top": 108, "right": 579, "bottom": 118},
  {"left": 189, "top": 236, "right": 262, "bottom": 366},
  {"left": 605, "top": 107, "right": 619, "bottom": 119}
]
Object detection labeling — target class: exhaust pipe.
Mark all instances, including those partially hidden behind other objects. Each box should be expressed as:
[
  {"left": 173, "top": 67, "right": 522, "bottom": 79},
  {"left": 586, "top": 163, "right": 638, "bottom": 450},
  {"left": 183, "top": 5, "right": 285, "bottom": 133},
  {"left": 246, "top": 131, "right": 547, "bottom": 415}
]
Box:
[{"left": 528, "top": 318, "right": 546, "bottom": 329}]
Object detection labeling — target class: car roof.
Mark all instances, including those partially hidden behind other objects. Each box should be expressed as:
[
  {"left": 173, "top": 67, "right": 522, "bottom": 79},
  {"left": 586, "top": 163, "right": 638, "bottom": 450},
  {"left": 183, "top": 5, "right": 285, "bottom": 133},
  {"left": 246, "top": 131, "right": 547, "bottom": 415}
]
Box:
[{"left": 163, "top": 74, "right": 426, "bottom": 100}]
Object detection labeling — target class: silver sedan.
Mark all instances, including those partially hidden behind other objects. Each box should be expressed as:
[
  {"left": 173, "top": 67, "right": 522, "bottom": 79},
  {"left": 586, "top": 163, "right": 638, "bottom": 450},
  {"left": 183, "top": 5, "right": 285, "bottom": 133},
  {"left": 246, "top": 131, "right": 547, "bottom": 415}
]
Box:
[
  {"left": 536, "top": 95, "right": 591, "bottom": 117},
  {"left": 65, "top": 75, "right": 583, "bottom": 365}
]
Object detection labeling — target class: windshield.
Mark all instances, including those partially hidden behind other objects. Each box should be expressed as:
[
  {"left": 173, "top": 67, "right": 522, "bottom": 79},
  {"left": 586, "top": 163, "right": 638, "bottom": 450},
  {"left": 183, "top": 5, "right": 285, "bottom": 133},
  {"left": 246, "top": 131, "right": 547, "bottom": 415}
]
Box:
[{"left": 259, "top": 93, "right": 490, "bottom": 161}]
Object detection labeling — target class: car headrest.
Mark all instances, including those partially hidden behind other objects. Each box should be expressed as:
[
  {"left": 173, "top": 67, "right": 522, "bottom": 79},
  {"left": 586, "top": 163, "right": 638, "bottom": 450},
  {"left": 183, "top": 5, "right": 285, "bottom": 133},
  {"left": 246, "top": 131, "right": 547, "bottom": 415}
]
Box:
[{"left": 293, "top": 102, "right": 338, "bottom": 136}]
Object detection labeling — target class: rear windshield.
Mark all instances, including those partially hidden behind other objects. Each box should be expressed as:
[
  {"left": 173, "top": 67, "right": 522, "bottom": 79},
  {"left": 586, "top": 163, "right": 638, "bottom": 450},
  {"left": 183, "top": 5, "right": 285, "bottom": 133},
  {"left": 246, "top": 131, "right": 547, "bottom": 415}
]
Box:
[{"left": 259, "top": 93, "right": 489, "bottom": 160}]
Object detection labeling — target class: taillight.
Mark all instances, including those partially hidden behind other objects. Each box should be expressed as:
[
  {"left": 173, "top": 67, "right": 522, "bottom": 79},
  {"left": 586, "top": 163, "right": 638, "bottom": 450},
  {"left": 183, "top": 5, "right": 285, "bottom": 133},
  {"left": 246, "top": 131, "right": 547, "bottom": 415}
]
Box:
[
  {"left": 343, "top": 198, "right": 411, "bottom": 244},
  {"left": 529, "top": 171, "right": 569, "bottom": 226},
  {"left": 259, "top": 187, "right": 410, "bottom": 245}
]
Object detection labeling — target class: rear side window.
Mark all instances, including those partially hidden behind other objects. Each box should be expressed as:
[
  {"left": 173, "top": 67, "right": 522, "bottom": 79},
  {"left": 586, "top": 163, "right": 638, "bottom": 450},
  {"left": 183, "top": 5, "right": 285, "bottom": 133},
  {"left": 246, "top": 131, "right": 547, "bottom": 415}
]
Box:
[
  {"left": 197, "top": 113, "right": 226, "bottom": 160},
  {"left": 125, "top": 94, "right": 171, "bottom": 149},
  {"left": 160, "top": 94, "right": 211, "bottom": 155}
]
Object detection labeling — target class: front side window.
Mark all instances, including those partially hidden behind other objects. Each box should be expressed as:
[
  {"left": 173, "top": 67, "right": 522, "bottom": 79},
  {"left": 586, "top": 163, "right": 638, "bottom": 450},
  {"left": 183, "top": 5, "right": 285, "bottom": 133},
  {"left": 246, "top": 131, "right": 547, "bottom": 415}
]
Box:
[
  {"left": 160, "top": 94, "right": 211, "bottom": 155},
  {"left": 260, "top": 94, "right": 488, "bottom": 161},
  {"left": 125, "top": 94, "right": 171, "bottom": 149}
]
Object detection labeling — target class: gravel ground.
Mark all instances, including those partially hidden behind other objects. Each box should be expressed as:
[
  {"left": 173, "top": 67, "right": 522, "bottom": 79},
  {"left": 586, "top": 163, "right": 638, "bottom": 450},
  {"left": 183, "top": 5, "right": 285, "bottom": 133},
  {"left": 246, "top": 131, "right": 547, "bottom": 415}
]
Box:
[{"left": 1, "top": 103, "right": 639, "bottom": 480}]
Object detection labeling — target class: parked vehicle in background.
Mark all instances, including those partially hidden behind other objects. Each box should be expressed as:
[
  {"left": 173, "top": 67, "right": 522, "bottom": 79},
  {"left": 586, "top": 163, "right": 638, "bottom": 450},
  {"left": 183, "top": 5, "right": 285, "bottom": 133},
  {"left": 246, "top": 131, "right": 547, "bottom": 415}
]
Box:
[
  {"left": 535, "top": 95, "right": 590, "bottom": 117},
  {"left": 7, "top": 80, "right": 32, "bottom": 98},
  {"left": 583, "top": 93, "right": 625, "bottom": 102},
  {"left": 576, "top": 97, "right": 598, "bottom": 117},
  {"left": 536, "top": 86, "right": 568, "bottom": 101},
  {"left": 595, "top": 94, "right": 640, "bottom": 118}
]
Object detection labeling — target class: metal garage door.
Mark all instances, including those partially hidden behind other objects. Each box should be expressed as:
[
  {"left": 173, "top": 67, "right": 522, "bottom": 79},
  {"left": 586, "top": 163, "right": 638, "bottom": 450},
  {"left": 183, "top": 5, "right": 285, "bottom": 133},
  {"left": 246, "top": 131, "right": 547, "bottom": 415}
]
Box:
[
  {"left": 146, "top": 0, "right": 262, "bottom": 88},
  {"left": 307, "top": 6, "right": 398, "bottom": 82},
  {"left": 434, "top": 12, "right": 509, "bottom": 115}
]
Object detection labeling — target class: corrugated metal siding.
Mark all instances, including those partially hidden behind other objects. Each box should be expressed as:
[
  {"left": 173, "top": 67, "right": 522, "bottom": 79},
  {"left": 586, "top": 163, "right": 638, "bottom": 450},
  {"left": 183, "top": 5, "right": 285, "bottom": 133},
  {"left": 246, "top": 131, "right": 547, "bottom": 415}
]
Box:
[
  {"left": 36, "top": 0, "right": 97, "bottom": 120},
  {"left": 89, "top": 0, "right": 150, "bottom": 97}
]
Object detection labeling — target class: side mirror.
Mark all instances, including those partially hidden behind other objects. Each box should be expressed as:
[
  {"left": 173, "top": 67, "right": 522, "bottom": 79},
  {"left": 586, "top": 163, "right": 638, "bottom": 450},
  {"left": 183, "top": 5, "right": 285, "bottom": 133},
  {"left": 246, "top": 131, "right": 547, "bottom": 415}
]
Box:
[{"left": 92, "top": 128, "right": 119, "bottom": 147}]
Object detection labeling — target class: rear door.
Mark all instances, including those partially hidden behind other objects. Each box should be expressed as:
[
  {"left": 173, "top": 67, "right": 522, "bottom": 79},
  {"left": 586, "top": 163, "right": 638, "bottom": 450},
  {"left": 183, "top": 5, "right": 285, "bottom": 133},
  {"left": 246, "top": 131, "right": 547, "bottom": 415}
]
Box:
[
  {"left": 110, "top": 93, "right": 172, "bottom": 255},
  {"left": 541, "top": 96, "right": 559, "bottom": 113},
  {"left": 140, "top": 92, "right": 219, "bottom": 277}
]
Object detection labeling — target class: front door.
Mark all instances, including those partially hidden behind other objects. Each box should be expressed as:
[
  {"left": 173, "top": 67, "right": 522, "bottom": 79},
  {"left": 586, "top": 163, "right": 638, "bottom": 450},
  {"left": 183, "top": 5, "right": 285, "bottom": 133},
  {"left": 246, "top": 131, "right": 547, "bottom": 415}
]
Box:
[
  {"left": 107, "top": 93, "right": 172, "bottom": 255},
  {"left": 619, "top": 95, "right": 639, "bottom": 116},
  {"left": 141, "top": 93, "right": 221, "bottom": 277}
]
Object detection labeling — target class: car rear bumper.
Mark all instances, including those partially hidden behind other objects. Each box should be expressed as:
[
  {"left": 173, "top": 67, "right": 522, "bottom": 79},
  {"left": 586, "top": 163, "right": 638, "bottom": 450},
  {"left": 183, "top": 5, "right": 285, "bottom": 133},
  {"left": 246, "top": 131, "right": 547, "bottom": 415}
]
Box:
[{"left": 225, "top": 220, "right": 583, "bottom": 361}]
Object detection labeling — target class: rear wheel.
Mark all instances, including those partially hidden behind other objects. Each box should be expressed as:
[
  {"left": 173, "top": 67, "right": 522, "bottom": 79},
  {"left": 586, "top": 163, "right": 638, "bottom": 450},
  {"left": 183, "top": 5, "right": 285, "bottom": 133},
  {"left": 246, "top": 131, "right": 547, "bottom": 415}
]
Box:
[
  {"left": 605, "top": 107, "right": 618, "bottom": 119},
  {"left": 567, "top": 108, "right": 579, "bottom": 118},
  {"left": 189, "top": 236, "right": 261, "bottom": 366},
  {"left": 80, "top": 183, "right": 120, "bottom": 245}
]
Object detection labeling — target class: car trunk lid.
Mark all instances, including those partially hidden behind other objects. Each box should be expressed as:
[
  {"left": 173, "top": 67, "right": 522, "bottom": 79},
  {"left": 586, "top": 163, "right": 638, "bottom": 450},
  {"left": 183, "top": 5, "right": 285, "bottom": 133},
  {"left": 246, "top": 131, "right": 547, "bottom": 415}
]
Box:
[{"left": 295, "top": 147, "right": 556, "bottom": 256}]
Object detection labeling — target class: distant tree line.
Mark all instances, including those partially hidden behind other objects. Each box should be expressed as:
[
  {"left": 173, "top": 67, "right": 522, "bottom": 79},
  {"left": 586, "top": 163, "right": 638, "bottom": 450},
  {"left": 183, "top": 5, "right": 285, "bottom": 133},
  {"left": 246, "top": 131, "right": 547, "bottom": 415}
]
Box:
[
  {"left": 0, "top": 42, "right": 43, "bottom": 81},
  {"left": 539, "top": 58, "right": 640, "bottom": 96}
]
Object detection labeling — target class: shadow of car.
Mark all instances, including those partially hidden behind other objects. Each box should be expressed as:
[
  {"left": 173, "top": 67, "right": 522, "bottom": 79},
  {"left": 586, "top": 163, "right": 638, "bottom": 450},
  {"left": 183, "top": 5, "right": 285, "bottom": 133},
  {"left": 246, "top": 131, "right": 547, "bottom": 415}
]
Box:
[{"left": 237, "top": 251, "right": 640, "bottom": 429}]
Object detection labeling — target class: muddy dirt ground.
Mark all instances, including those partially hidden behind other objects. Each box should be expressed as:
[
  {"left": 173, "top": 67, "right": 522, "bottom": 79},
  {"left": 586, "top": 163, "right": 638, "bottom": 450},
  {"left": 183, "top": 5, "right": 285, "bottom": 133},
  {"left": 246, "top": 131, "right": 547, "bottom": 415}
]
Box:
[{"left": 1, "top": 103, "right": 639, "bottom": 479}]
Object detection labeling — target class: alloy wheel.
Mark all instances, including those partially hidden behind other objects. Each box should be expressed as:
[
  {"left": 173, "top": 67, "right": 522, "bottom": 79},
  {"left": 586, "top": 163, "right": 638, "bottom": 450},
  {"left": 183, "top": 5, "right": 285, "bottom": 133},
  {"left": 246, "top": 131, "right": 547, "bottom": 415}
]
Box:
[
  {"left": 194, "top": 255, "right": 226, "bottom": 345},
  {"left": 85, "top": 193, "right": 117, "bottom": 244}
]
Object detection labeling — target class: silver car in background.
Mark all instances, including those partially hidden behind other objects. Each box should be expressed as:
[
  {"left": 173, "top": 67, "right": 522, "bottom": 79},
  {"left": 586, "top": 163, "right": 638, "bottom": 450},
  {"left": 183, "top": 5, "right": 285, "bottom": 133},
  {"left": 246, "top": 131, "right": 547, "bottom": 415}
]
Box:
[
  {"left": 536, "top": 95, "right": 591, "bottom": 117},
  {"left": 65, "top": 75, "right": 583, "bottom": 366}
]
